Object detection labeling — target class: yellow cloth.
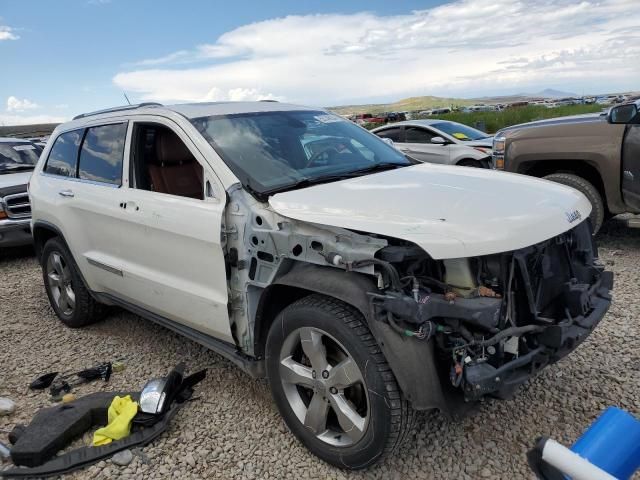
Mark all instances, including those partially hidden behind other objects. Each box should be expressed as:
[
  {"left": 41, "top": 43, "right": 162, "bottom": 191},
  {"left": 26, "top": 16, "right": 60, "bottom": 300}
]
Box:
[{"left": 92, "top": 395, "right": 139, "bottom": 446}]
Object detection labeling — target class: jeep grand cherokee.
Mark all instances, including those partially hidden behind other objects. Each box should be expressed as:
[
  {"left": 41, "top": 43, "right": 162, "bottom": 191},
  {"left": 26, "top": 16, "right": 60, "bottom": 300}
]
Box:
[{"left": 29, "top": 102, "right": 612, "bottom": 469}]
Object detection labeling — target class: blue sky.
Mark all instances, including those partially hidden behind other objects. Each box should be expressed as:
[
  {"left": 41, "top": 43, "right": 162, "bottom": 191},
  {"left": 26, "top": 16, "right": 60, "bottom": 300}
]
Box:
[{"left": 1, "top": 0, "right": 638, "bottom": 124}]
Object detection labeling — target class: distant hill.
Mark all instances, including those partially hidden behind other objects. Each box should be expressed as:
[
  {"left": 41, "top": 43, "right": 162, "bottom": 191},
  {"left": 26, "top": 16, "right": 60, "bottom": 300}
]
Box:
[
  {"left": 328, "top": 89, "right": 581, "bottom": 115},
  {"left": 535, "top": 88, "right": 578, "bottom": 98},
  {"left": 329, "top": 96, "right": 476, "bottom": 115},
  {"left": 0, "top": 123, "right": 59, "bottom": 138}
]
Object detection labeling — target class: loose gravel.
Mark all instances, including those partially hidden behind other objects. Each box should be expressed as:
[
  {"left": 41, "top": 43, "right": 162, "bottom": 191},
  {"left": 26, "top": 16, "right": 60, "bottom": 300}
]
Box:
[{"left": 1, "top": 219, "right": 639, "bottom": 479}]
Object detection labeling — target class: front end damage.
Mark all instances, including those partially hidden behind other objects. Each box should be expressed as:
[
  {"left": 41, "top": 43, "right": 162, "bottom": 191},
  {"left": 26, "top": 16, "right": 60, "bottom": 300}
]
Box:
[{"left": 366, "top": 220, "right": 612, "bottom": 402}]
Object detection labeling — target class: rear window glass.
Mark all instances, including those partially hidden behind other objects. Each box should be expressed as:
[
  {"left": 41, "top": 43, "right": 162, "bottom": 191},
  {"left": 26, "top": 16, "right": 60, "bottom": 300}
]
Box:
[
  {"left": 78, "top": 123, "right": 127, "bottom": 185},
  {"left": 405, "top": 127, "right": 435, "bottom": 143},
  {"left": 375, "top": 127, "right": 401, "bottom": 142},
  {"left": 44, "top": 130, "right": 83, "bottom": 177}
]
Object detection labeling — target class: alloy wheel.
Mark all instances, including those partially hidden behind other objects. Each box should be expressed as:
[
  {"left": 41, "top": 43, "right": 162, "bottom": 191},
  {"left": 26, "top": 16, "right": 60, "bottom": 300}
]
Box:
[
  {"left": 278, "top": 326, "right": 369, "bottom": 447},
  {"left": 46, "top": 252, "right": 75, "bottom": 316}
]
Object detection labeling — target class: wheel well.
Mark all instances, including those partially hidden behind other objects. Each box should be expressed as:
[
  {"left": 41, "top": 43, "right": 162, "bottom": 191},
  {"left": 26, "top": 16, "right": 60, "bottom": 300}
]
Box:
[
  {"left": 252, "top": 285, "right": 315, "bottom": 358},
  {"left": 32, "top": 224, "right": 59, "bottom": 263},
  {"left": 456, "top": 158, "right": 481, "bottom": 166},
  {"left": 519, "top": 160, "right": 608, "bottom": 210}
]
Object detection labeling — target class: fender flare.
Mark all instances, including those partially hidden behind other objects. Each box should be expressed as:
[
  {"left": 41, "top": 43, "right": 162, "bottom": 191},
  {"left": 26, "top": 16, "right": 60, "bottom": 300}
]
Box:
[{"left": 259, "top": 262, "right": 449, "bottom": 413}]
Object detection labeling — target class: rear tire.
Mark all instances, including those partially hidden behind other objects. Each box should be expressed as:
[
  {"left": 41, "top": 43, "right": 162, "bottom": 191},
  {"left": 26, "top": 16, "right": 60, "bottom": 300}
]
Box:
[
  {"left": 41, "top": 237, "right": 105, "bottom": 328},
  {"left": 265, "top": 294, "right": 415, "bottom": 469},
  {"left": 543, "top": 173, "right": 605, "bottom": 233}
]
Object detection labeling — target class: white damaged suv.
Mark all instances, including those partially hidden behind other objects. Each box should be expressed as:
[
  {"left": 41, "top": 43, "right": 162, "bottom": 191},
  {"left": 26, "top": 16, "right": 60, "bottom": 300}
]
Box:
[{"left": 29, "top": 102, "right": 612, "bottom": 468}]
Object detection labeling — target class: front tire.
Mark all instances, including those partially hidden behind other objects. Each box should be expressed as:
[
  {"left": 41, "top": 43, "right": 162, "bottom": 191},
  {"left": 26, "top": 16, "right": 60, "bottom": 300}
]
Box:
[
  {"left": 265, "top": 294, "right": 414, "bottom": 469},
  {"left": 543, "top": 173, "right": 605, "bottom": 233},
  {"left": 41, "top": 237, "right": 104, "bottom": 328}
]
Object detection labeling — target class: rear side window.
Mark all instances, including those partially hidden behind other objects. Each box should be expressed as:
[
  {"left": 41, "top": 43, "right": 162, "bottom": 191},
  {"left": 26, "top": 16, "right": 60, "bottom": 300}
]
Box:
[
  {"left": 78, "top": 123, "right": 127, "bottom": 185},
  {"left": 376, "top": 127, "right": 401, "bottom": 142},
  {"left": 44, "top": 130, "right": 83, "bottom": 177},
  {"left": 405, "top": 127, "right": 435, "bottom": 143}
]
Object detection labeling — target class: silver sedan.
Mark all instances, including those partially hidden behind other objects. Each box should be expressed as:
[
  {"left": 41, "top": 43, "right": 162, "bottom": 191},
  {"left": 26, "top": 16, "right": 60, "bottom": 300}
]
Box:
[{"left": 372, "top": 120, "right": 494, "bottom": 168}]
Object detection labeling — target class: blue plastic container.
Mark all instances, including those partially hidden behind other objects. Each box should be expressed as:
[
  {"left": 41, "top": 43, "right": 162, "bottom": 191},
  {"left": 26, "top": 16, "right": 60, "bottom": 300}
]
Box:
[{"left": 571, "top": 407, "right": 640, "bottom": 479}]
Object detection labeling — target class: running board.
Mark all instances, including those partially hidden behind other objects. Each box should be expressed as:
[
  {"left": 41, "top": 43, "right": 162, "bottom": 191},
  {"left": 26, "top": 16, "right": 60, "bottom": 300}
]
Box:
[{"left": 93, "top": 292, "right": 265, "bottom": 378}]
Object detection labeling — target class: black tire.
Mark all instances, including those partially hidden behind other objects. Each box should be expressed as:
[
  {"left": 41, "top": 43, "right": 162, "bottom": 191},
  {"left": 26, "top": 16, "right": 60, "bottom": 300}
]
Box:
[
  {"left": 265, "top": 294, "right": 415, "bottom": 469},
  {"left": 543, "top": 173, "right": 605, "bottom": 234},
  {"left": 41, "top": 237, "right": 105, "bottom": 328}
]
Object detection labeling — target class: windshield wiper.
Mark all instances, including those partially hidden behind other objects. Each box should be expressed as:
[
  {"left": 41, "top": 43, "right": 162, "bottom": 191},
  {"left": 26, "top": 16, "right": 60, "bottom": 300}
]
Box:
[
  {"left": 0, "top": 164, "right": 35, "bottom": 173},
  {"left": 261, "top": 163, "right": 407, "bottom": 197}
]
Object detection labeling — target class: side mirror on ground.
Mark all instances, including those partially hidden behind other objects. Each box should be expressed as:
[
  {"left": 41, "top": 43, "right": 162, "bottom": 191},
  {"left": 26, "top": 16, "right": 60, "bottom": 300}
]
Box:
[
  {"left": 431, "top": 136, "right": 447, "bottom": 145},
  {"left": 608, "top": 103, "right": 638, "bottom": 124}
]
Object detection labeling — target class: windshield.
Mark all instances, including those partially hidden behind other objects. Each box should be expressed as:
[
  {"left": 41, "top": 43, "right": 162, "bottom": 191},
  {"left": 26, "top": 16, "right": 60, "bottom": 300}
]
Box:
[
  {"left": 191, "top": 110, "right": 411, "bottom": 196},
  {"left": 0, "top": 142, "right": 41, "bottom": 173},
  {"left": 431, "top": 122, "right": 489, "bottom": 141}
]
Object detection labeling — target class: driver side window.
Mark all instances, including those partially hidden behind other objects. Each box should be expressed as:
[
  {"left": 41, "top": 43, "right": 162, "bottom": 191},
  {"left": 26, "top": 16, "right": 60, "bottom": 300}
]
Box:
[{"left": 130, "top": 123, "right": 204, "bottom": 200}]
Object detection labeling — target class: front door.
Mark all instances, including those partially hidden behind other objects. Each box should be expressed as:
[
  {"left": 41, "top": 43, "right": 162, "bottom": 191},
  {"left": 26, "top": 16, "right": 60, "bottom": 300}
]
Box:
[
  {"left": 398, "top": 126, "right": 451, "bottom": 164},
  {"left": 622, "top": 123, "right": 640, "bottom": 210},
  {"left": 114, "top": 118, "right": 233, "bottom": 343}
]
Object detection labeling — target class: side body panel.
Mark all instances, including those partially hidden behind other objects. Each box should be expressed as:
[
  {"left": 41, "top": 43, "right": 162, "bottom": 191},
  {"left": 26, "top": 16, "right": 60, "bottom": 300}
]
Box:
[
  {"left": 503, "top": 117, "right": 628, "bottom": 213},
  {"left": 622, "top": 124, "right": 640, "bottom": 210}
]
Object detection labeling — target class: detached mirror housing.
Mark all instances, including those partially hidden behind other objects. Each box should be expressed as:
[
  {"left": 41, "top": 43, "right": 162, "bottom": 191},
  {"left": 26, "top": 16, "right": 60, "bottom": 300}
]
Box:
[
  {"left": 431, "top": 136, "right": 447, "bottom": 145},
  {"left": 608, "top": 103, "right": 638, "bottom": 124}
]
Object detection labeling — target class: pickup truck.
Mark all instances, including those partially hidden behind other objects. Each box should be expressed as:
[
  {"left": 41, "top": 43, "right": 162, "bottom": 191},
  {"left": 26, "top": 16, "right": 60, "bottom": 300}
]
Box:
[
  {"left": 0, "top": 137, "right": 40, "bottom": 247},
  {"left": 492, "top": 100, "right": 640, "bottom": 233}
]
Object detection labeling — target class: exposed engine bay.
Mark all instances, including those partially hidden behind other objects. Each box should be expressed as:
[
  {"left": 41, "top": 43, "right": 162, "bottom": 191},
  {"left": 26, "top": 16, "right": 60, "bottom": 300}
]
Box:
[
  {"left": 223, "top": 187, "right": 612, "bottom": 404},
  {"left": 364, "top": 220, "right": 612, "bottom": 400}
]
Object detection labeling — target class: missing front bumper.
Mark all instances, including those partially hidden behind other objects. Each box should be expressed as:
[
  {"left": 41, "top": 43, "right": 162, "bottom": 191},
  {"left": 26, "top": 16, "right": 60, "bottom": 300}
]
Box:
[{"left": 462, "top": 271, "right": 613, "bottom": 401}]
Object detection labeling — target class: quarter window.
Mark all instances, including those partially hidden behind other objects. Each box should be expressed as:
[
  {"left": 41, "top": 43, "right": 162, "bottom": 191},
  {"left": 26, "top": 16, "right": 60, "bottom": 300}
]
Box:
[
  {"left": 78, "top": 123, "right": 127, "bottom": 185},
  {"left": 405, "top": 127, "right": 435, "bottom": 143},
  {"left": 44, "top": 130, "right": 83, "bottom": 177}
]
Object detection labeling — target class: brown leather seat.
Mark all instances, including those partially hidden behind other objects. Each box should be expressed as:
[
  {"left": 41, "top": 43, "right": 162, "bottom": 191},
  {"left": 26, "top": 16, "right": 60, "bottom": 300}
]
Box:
[{"left": 148, "top": 129, "right": 203, "bottom": 199}]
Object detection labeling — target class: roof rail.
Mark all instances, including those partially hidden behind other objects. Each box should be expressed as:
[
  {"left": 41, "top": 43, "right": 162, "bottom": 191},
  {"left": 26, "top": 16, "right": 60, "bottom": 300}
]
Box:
[{"left": 72, "top": 102, "right": 163, "bottom": 121}]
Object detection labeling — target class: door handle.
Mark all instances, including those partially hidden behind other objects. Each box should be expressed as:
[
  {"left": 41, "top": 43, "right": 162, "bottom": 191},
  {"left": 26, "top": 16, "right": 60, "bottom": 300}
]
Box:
[
  {"left": 119, "top": 201, "right": 139, "bottom": 211},
  {"left": 58, "top": 189, "right": 74, "bottom": 198}
]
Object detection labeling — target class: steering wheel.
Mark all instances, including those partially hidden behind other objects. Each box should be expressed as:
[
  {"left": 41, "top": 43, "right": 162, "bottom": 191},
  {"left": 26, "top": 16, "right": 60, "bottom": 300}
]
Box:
[{"left": 305, "top": 147, "right": 340, "bottom": 168}]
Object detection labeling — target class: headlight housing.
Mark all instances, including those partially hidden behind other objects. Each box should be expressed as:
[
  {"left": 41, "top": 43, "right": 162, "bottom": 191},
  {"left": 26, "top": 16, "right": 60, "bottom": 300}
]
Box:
[{"left": 492, "top": 135, "right": 506, "bottom": 169}]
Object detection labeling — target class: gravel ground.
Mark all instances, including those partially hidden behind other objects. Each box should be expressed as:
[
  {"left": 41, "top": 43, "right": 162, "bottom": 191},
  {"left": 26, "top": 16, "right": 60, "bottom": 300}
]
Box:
[{"left": 1, "top": 219, "right": 639, "bottom": 479}]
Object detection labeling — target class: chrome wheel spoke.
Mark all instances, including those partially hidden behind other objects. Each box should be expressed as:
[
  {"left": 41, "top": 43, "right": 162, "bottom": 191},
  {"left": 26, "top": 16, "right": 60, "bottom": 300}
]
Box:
[
  {"left": 304, "top": 393, "right": 329, "bottom": 435},
  {"left": 58, "top": 288, "right": 69, "bottom": 312},
  {"left": 299, "top": 327, "right": 329, "bottom": 372},
  {"left": 280, "top": 356, "right": 315, "bottom": 388},
  {"left": 328, "top": 357, "right": 362, "bottom": 389},
  {"left": 329, "top": 394, "right": 367, "bottom": 443},
  {"left": 52, "top": 253, "right": 64, "bottom": 276},
  {"left": 48, "top": 272, "right": 61, "bottom": 288},
  {"left": 61, "top": 266, "right": 71, "bottom": 283},
  {"left": 65, "top": 286, "right": 76, "bottom": 310}
]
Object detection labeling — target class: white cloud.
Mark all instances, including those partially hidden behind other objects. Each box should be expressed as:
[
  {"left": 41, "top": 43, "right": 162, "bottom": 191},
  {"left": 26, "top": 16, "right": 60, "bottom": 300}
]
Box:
[
  {"left": 6, "top": 96, "right": 39, "bottom": 112},
  {"left": 0, "top": 25, "right": 19, "bottom": 41},
  {"left": 114, "top": 0, "right": 640, "bottom": 105}
]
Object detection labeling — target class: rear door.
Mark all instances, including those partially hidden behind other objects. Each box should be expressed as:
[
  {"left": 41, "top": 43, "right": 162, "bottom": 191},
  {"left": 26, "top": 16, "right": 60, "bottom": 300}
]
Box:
[
  {"left": 38, "top": 125, "right": 127, "bottom": 292},
  {"left": 622, "top": 123, "right": 640, "bottom": 210},
  {"left": 399, "top": 126, "right": 451, "bottom": 164},
  {"left": 113, "top": 117, "right": 233, "bottom": 343}
]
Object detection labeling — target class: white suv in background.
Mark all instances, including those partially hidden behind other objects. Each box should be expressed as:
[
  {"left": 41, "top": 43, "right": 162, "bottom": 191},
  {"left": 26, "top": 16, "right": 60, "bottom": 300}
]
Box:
[{"left": 29, "top": 102, "right": 612, "bottom": 469}]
